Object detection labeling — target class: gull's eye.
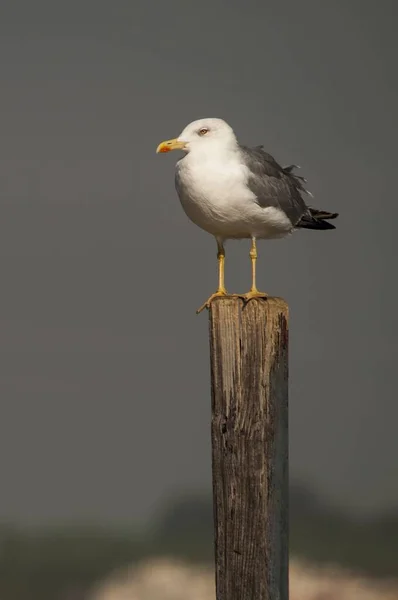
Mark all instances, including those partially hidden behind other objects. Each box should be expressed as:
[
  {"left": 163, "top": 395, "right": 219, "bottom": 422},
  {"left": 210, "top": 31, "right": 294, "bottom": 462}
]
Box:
[{"left": 198, "top": 127, "right": 209, "bottom": 136}]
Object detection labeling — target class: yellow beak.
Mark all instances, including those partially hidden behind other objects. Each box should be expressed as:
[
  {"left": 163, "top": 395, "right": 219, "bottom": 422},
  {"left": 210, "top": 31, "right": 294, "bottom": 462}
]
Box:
[{"left": 156, "top": 138, "right": 186, "bottom": 153}]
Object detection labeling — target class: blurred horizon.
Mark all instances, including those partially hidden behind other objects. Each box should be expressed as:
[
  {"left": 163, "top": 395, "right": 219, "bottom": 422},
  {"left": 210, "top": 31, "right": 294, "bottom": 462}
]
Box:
[{"left": 1, "top": 484, "right": 398, "bottom": 600}]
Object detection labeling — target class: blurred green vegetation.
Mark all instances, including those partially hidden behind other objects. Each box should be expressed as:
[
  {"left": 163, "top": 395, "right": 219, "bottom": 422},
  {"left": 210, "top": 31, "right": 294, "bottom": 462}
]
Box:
[{"left": 0, "top": 485, "right": 397, "bottom": 600}]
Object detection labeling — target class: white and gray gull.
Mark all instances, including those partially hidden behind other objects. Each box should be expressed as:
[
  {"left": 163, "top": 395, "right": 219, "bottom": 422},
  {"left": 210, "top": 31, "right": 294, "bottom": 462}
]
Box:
[{"left": 156, "top": 118, "right": 338, "bottom": 313}]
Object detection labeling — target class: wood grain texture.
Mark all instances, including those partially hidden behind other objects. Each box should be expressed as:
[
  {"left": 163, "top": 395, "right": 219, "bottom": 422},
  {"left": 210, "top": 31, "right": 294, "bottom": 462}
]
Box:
[{"left": 209, "top": 297, "right": 289, "bottom": 600}]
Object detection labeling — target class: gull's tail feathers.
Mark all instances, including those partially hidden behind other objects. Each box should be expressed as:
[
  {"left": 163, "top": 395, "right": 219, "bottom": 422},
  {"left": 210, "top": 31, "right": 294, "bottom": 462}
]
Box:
[{"left": 298, "top": 208, "right": 339, "bottom": 230}]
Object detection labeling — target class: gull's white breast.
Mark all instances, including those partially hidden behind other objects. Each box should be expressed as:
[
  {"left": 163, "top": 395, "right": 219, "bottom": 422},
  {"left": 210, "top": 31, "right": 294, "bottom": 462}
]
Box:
[{"left": 175, "top": 152, "right": 292, "bottom": 239}]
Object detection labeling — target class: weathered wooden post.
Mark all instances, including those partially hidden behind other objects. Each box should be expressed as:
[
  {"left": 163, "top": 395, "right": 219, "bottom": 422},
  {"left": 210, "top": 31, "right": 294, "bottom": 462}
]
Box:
[{"left": 209, "top": 296, "right": 289, "bottom": 600}]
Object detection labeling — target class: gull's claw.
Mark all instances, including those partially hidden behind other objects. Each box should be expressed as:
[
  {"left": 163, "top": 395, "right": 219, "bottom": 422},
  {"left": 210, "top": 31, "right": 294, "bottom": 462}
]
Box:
[
  {"left": 196, "top": 290, "right": 228, "bottom": 314},
  {"left": 238, "top": 290, "right": 268, "bottom": 304}
]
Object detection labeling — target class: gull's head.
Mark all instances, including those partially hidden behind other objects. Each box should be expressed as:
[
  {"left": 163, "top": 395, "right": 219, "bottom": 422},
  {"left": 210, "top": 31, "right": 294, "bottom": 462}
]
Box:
[{"left": 156, "top": 118, "right": 238, "bottom": 155}]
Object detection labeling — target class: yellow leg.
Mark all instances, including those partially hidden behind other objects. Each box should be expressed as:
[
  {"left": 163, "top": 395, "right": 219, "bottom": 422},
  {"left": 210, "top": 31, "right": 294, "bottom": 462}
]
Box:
[
  {"left": 217, "top": 244, "right": 226, "bottom": 294},
  {"left": 197, "top": 240, "right": 228, "bottom": 313},
  {"left": 240, "top": 237, "right": 268, "bottom": 302}
]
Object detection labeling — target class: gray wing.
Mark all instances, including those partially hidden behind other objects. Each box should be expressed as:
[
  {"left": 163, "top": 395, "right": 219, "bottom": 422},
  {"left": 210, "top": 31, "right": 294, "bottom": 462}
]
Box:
[{"left": 239, "top": 145, "right": 311, "bottom": 226}]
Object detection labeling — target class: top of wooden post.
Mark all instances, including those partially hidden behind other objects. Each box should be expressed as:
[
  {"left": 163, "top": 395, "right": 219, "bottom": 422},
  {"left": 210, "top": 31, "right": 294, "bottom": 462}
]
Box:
[{"left": 208, "top": 296, "right": 289, "bottom": 366}]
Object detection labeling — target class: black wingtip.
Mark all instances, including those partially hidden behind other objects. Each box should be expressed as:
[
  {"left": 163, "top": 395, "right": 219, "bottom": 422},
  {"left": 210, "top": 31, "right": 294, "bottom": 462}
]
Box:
[
  {"left": 298, "top": 209, "right": 339, "bottom": 230},
  {"left": 298, "top": 219, "right": 336, "bottom": 230},
  {"left": 309, "top": 208, "right": 339, "bottom": 221},
  {"left": 319, "top": 211, "right": 339, "bottom": 220}
]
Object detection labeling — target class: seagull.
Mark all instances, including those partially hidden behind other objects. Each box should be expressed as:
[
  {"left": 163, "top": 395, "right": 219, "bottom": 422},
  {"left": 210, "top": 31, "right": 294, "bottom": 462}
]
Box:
[{"left": 156, "top": 118, "right": 338, "bottom": 313}]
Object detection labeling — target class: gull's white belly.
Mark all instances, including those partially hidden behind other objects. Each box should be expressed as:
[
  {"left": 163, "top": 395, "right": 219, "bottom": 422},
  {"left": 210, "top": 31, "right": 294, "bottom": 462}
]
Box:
[{"left": 176, "top": 159, "right": 292, "bottom": 240}]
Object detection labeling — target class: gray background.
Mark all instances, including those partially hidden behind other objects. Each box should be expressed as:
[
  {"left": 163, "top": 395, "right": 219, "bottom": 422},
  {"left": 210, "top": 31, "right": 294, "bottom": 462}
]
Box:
[{"left": 0, "top": 0, "right": 396, "bottom": 525}]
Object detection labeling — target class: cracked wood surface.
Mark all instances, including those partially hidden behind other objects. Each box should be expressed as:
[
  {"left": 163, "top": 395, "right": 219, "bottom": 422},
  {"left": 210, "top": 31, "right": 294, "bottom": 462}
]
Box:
[{"left": 209, "top": 297, "right": 289, "bottom": 600}]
